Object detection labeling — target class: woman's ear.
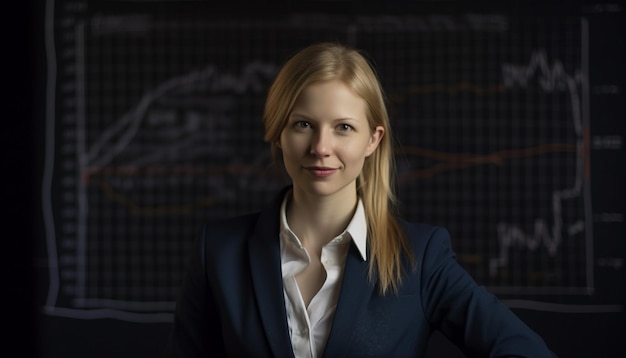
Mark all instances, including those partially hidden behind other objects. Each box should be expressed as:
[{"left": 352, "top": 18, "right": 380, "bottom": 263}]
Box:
[{"left": 365, "top": 125, "right": 385, "bottom": 157}]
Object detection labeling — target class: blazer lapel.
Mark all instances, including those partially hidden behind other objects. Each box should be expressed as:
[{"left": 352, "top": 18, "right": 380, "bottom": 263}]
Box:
[
  {"left": 322, "top": 243, "right": 376, "bottom": 358},
  {"left": 248, "top": 188, "right": 295, "bottom": 358}
]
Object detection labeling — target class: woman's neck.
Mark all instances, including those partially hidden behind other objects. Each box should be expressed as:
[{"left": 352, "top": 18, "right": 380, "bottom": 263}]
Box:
[{"left": 286, "top": 187, "right": 358, "bottom": 249}]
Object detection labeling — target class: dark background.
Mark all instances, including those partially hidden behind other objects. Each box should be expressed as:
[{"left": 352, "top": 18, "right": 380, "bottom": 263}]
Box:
[{"left": 8, "top": 0, "right": 625, "bottom": 357}]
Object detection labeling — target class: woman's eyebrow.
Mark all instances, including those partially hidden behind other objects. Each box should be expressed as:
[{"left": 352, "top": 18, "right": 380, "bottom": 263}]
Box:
[
  {"left": 290, "top": 113, "right": 360, "bottom": 122},
  {"left": 289, "top": 112, "right": 313, "bottom": 119}
]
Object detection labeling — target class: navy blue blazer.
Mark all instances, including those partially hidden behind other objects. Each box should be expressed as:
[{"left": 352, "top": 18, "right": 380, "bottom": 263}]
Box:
[{"left": 165, "top": 188, "right": 554, "bottom": 357}]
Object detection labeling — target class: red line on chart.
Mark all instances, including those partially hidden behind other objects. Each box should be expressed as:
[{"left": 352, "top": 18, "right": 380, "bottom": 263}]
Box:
[{"left": 396, "top": 143, "right": 578, "bottom": 182}]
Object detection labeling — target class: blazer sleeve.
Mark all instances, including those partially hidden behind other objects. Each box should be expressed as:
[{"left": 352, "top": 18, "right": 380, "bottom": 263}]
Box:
[
  {"left": 419, "top": 227, "right": 556, "bottom": 358},
  {"left": 164, "top": 224, "right": 225, "bottom": 357}
]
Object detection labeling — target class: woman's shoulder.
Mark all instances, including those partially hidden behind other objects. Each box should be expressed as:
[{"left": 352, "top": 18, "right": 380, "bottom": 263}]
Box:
[
  {"left": 396, "top": 218, "right": 453, "bottom": 253},
  {"left": 199, "top": 212, "right": 261, "bottom": 244},
  {"left": 204, "top": 211, "right": 261, "bottom": 228},
  {"left": 397, "top": 218, "right": 449, "bottom": 240}
]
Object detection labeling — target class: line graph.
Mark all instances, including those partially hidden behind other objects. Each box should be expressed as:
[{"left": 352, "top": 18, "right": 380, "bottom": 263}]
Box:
[
  {"left": 388, "top": 31, "right": 592, "bottom": 293},
  {"left": 489, "top": 48, "right": 592, "bottom": 290},
  {"left": 42, "top": 9, "right": 608, "bottom": 322},
  {"left": 85, "top": 62, "right": 278, "bottom": 169}
]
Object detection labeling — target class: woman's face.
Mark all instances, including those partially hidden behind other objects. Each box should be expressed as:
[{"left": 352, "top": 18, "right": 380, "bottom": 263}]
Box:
[{"left": 278, "top": 80, "right": 384, "bottom": 200}]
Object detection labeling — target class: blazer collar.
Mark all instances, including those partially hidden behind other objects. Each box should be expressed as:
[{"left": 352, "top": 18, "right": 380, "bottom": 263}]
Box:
[
  {"left": 248, "top": 186, "right": 295, "bottom": 358},
  {"left": 322, "top": 243, "right": 376, "bottom": 358},
  {"left": 249, "top": 186, "right": 376, "bottom": 358},
  {"left": 279, "top": 189, "right": 369, "bottom": 261}
]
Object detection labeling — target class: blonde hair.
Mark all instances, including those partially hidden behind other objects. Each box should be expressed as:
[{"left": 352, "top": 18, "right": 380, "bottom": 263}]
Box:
[{"left": 262, "top": 42, "right": 414, "bottom": 294}]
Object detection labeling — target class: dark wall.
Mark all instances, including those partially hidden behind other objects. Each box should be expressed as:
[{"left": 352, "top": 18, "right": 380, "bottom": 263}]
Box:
[
  {"left": 6, "top": 1, "right": 38, "bottom": 358},
  {"left": 18, "top": 1, "right": 626, "bottom": 357}
]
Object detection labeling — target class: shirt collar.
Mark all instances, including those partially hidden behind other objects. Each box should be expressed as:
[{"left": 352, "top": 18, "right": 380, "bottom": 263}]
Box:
[{"left": 279, "top": 191, "right": 368, "bottom": 261}]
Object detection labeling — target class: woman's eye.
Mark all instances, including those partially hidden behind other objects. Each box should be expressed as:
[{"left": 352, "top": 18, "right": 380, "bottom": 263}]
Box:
[
  {"left": 295, "top": 121, "right": 311, "bottom": 129},
  {"left": 337, "top": 124, "right": 353, "bottom": 131}
]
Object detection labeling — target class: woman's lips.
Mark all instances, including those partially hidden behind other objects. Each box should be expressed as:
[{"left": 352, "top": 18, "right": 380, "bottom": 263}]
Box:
[{"left": 304, "top": 166, "right": 337, "bottom": 177}]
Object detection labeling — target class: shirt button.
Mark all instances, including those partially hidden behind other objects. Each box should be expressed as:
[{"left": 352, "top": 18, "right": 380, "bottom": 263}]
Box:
[{"left": 324, "top": 259, "right": 335, "bottom": 266}]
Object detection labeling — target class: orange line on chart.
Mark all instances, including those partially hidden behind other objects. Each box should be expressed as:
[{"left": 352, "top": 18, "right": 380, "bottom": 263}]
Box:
[
  {"left": 96, "top": 179, "right": 216, "bottom": 216},
  {"left": 396, "top": 143, "right": 578, "bottom": 182},
  {"left": 389, "top": 82, "right": 506, "bottom": 103},
  {"left": 82, "top": 164, "right": 277, "bottom": 184},
  {"left": 85, "top": 143, "right": 579, "bottom": 215}
]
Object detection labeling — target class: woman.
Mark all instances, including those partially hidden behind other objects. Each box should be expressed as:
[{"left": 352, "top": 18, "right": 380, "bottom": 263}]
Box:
[{"left": 165, "top": 42, "right": 554, "bottom": 357}]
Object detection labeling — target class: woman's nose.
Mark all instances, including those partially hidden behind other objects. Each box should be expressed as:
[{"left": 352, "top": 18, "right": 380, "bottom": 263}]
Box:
[{"left": 310, "top": 130, "right": 332, "bottom": 157}]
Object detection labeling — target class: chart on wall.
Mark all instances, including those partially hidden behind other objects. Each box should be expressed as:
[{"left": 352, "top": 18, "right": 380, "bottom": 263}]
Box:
[{"left": 41, "top": 0, "right": 624, "bottom": 322}]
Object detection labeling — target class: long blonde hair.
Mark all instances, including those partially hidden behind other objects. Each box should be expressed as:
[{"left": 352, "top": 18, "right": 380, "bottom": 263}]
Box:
[{"left": 262, "top": 42, "right": 414, "bottom": 294}]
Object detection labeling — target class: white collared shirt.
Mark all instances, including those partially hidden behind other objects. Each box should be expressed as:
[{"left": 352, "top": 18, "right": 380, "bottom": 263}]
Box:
[{"left": 279, "top": 192, "right": 368, "bottom": 358}]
